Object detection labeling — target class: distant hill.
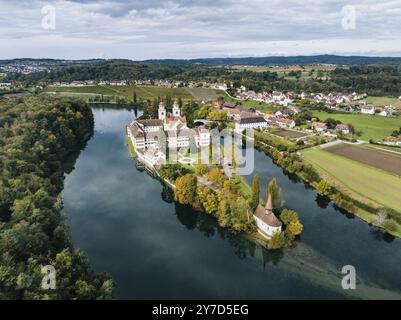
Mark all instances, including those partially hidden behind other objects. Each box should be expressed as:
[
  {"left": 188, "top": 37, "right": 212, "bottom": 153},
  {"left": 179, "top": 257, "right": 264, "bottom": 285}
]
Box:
[
  {"left": 141, "top": 55, "right": 401, "bottom": 66},
  {"left": 2, "top": 55, "right": 401, "bottom": 67}
]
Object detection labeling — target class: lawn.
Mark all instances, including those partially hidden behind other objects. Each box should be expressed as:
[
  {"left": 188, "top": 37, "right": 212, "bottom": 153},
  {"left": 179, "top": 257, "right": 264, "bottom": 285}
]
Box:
[
  {"left": 313, "top": 111, "right": 401, "bottom": 141},
  {"left": 228, "top": 97, "right": 275, "bottom": 113},
  {"left": 302, "top": 148, "right": 401, "bottom": 213}
]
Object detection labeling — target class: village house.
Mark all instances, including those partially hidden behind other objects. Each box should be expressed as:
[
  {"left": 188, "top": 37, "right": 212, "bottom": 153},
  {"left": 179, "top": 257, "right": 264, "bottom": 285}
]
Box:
[
  {"left": 253, "top": 193, "right": 282, "bottom": 239},
  {"left": 379, "top": 106, "right": 393, "bottom": 117},
  {"left": 361, "top": 105, "right": 375, "bottom": 115},
  {"left": 313, "top": 122, "right": 328, "bottom": 132},
  {"left": 265, "top": 115, "right": 295, "bottom": 129},
  {"left": 335, "top": 124, "right": 350, "bottom": 135}
]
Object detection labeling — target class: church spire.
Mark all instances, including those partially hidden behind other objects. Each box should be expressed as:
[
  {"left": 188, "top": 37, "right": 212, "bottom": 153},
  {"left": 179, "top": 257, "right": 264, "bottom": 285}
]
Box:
[{"left": 265, "top": 192, "right": 273, "bottom": 213}]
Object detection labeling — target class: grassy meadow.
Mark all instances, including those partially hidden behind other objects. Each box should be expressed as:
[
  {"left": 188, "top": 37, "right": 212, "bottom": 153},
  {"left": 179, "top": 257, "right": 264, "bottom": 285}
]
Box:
[{"left": 313, "top": 111, "right": 401, "bottom": 141}]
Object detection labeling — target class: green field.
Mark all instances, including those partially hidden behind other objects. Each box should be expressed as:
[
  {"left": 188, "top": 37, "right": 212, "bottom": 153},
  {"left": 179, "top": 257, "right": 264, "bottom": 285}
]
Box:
[
  {"left": 45, "top": 85, "right": 221, "bottom": 101},
  {"left": 184, "top": 87, "right": 224, "bottom": 100},
  {"left": 46, "top": 85, "right": 117, "bottom": 95},
  {"left": 302, "top": 147, "right": 401, "bottom": 213},
  {"left": 313, "top": 111, "right": 401, "bottom": 141},
  {"left": 365, "top": 96, "right": 401, "bottom": 107},
  {"left": 228, "top": 97, "right": 275, "bottom": 112}
]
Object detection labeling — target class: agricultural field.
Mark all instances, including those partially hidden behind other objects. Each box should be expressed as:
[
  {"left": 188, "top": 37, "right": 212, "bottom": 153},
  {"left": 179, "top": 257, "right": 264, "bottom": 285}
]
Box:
[
  {"left": 184, "top": 87, "right": 224, "bottom": 100},
  {"left": 46, "top": 85, "right": 116, "bottom": 95},
  {"left": 365, "top": 144, "right": 401, "bottom": 154},
  {"left": 270, "top": 129, "right": 310, "bottom": 140},
  {"left": 302, "top": 147, "right": 401, "bottom": 213},
  {"left": 313, "top": 111, "right": 401, "bottom": 141},
  {"left": 326, "top": 143, "right": 401, "bottom": 176},
  {"left": 365, "top": 96, "right": 401, "bottom": 107},
  {"left": 45, "top": 85, "right": 218, "bottom": 101}
]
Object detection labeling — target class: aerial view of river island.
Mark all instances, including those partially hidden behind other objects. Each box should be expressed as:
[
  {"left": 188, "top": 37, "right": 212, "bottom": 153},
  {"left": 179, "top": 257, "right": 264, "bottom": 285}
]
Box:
[{"left": 1, "top": 0, "right": 401, "bottom": 311}]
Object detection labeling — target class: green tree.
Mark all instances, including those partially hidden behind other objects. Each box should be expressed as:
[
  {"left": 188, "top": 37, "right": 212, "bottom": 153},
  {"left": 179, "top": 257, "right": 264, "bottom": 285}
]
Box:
[
  {"left": 269, "top": 232, "right": 286, "bottom": 249},
  {"left": 316, "top": 180, "right": 332, "bottom": 197},
  {"left": 287, "top": 220, "right": 304, "bottom": 236},
  {"left": 251, "top": 175, "right": 260, "bottom": 209},
  {"left": 267, "top": 178, "right": 283, "bottom": 210},
  {"left": 204, "top": 193, "right": 219, "bottom": 214},
  {"left": 174, "top": 174, "right": 197, "bottom": 205},
  {"left": 279, "top": 209, "right": 299, "bottom": 225},
  {"left": 194, "top": 164, "right": 209, "bottom": 176}
]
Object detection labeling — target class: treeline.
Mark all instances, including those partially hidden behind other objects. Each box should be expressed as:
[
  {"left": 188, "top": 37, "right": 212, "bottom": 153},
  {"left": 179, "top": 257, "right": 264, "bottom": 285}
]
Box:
[
  {"left": 331, "top": 65, "right": 401, "bottom": 96},
  {"left": 6, "top": 61, "right": 401, "bottom": 96},
  {"left": 0, "top": 96, "right": 113, "bottom": 299}
]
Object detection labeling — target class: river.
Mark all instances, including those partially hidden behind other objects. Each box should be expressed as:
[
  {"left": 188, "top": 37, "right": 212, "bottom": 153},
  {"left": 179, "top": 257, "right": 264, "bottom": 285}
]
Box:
[{"left": 62, "top": 107, "right": 401, "bottom": 299}]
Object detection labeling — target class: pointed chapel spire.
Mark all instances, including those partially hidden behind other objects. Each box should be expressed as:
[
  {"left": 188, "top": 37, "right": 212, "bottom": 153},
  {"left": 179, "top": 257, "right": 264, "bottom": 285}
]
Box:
[{"left": 265, "top": 192, "right": 273, "bottom": 212}]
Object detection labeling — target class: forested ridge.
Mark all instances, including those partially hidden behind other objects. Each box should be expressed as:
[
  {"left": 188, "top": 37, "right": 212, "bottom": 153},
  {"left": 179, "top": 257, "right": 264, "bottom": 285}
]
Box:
[{"left": 0, "top": 96, "right": 113, "bottom": 299}]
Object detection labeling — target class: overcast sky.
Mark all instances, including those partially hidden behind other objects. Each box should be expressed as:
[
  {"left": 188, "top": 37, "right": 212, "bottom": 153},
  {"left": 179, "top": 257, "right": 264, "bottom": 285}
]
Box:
[{"left": 1, "top": 0, "right": 401, "bottom": 60}]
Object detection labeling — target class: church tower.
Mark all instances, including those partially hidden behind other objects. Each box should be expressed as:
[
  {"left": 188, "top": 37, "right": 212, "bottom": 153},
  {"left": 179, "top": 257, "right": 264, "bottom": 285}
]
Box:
[
  {"left": 172, "top": 101, "right": 180, "bottom": 117},
  {"left": 158, "top": 102, "right": 166, "bottom": 120}
]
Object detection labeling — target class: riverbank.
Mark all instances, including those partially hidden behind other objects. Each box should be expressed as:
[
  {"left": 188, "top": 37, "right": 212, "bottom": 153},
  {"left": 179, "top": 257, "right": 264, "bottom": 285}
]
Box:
[
  {"left": 62, "top": 107, "right": 401, "bottom": 299},
  {"left": 253, "top": 135, "right": 401, "bottom": 238}
]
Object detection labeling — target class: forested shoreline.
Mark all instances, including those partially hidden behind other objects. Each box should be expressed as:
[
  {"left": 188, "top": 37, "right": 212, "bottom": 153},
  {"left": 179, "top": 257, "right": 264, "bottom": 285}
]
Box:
[{"left": 0, "top": 96, "right": 113, "bottom": 299}]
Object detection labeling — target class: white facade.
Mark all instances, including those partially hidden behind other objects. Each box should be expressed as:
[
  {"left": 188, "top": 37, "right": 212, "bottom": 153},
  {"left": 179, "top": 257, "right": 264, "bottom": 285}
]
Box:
[
  {"left": 361, "top": 106, "right": 375, "bottom": 115},
  {"left": 235, "top": 120, "right": 268, "bottom": 133},
  {"left": 254, "top": 216, "right": 282, "bottom": 238}
]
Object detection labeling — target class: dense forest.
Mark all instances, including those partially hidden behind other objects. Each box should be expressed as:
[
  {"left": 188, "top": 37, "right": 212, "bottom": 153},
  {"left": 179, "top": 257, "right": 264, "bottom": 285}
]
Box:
[
  {"left": 0, "top": 96, "right": 113, "bottom": 299},
  {"left": 4, "top": 61, "right": 401, "bottom": 96}
]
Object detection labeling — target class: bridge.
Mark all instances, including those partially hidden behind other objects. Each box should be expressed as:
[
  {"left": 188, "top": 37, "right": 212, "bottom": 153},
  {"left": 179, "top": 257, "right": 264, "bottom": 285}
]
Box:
[{"left": 193, "top": 119, "right": 219, "bottom": 126}]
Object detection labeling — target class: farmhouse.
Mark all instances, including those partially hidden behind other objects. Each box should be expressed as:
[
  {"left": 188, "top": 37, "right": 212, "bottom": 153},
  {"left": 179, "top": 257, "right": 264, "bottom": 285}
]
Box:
[
  {"left": 235, "top": 116, "right": 268, "bottom": 133},
  {"left": 253, "top": 193, "right": 282, "bottom": 239}
]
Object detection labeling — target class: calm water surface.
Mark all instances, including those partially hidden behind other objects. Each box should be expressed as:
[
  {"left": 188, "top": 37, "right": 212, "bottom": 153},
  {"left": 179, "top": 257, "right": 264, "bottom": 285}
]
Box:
[{"left": 62, "top": 108, "right": 401, "bottom": 299}]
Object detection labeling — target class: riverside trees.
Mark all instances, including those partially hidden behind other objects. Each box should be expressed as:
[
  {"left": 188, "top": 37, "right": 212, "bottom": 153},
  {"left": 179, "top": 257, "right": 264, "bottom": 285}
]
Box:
[{"left": 0, "top": 96, "right": 113, "bottom": 299}]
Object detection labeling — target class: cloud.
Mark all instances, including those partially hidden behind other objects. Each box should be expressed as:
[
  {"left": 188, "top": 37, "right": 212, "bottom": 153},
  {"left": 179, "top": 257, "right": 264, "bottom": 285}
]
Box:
[{"left": 0, "top": 0, "right": 401, "bottom": 59}]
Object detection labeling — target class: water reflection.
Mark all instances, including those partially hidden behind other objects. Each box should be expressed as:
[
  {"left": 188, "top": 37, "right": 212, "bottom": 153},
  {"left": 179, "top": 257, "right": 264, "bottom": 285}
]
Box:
[{"left": 62, "top": 107, "right": 401, "bottom": 300}]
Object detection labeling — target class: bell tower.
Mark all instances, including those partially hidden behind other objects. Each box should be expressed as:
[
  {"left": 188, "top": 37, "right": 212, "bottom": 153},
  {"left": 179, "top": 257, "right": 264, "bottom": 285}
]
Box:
[
  {"left": 158, "top": 102, "right": 166, "bottom": 120},
  {"left": 172, "top": 101, "right": 180, "bottom": 117}
]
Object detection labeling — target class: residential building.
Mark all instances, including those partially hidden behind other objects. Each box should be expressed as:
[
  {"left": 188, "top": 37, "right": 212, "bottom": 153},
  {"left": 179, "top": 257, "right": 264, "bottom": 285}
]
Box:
[
  {"left": 336, "top": 124, "right": 350, "bottom": 135},
  {"left": 361, "top": 105, "right": 375, "bottom": 115},
  {"left": 313, "top": 122, "right": 328, "bottom": 132}
]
